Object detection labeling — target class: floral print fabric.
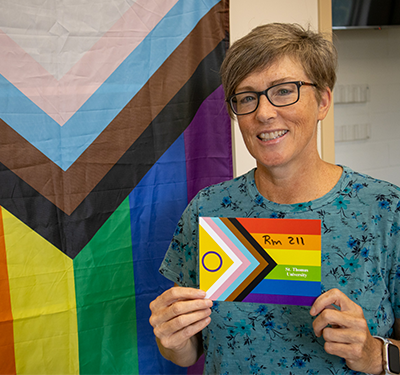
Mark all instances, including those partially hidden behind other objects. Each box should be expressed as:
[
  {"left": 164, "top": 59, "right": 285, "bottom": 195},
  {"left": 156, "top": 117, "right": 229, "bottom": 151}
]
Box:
[{"left": 159, "top": 166, "right": 400, "bottom": 374}]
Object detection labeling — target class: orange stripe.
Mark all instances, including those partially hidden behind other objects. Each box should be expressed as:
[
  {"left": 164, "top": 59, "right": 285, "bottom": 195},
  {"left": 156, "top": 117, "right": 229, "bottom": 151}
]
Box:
[
  {"left": 0, "top": 207, "right": 16, "bottom": 375},
  {"left": 251, "top": 233, "right": 321, "bottom": 250},
  {"left": 236, "top": 217, "right": 321, "bottom": 235}
]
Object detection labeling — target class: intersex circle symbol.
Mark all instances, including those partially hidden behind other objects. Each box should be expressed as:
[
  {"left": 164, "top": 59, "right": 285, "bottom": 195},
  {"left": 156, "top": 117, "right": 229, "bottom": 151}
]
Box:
[{"left": 202, "top": 251, "right": 223, "bottom": 272}]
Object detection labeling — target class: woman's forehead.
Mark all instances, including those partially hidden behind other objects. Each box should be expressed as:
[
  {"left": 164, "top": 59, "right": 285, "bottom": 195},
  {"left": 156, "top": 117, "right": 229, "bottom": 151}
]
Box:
[{"left": 237, "top": 56, "right": 307, "bottom": 88}]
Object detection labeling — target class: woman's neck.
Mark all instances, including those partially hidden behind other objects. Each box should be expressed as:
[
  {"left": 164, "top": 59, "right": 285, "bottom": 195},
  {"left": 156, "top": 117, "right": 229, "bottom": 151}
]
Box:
[{"left": 254, "top": 159, "right": 342, "bottom": 205}]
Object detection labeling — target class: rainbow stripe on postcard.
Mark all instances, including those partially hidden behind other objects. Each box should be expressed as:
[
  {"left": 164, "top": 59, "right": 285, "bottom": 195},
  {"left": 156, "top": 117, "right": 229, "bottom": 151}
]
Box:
[{"left": 199, "top": 217, "right": 321, "bottom": 306}]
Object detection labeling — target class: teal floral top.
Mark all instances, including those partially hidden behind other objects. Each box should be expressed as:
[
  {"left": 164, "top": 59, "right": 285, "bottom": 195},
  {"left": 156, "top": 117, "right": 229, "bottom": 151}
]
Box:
[{"left": 160, "top": 167, "right": 400, "bottom": 374}]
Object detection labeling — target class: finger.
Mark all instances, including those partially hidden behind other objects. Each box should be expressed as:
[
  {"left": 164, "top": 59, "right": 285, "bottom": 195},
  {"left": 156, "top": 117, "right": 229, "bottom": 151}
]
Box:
[
  {"left": 323, "top": 341, "right": 353, "bottom": 359},
  {"left": 310, "top": 288, "right": 357, "bottom": 316},
  {"left": 156, "top": 306, "right": 212, "bottom": 339},
  {"left": 323, "top": 339, "right": 371, "bottom": 364},
  {"left": 322, "top": 326, "right": 367, "bottom": 345},
  {"left": 313, "top": 308, "right": 355, "bottom": 337},
  {"left": 312, "top": 308, "right": 343, "bottom": 337},
  {"left": 150, "top": 287, "right": 207, "bottom": 311},
  {"left": 154, "top": 298, "right": 213, "bottom": 327},
  {"left": 313, "top": 307, "right": 367, "bottom": 338},
  {"left": 158, "top": 315, "right": 211, "bottom": 351},
  {"left": 150, "top": 297, "right": 213, "bottom": 329}
]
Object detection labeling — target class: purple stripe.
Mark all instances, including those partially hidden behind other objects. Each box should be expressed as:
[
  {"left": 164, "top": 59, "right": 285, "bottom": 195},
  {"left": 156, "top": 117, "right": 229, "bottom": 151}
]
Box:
[
  {"left": 187, "top": 354, "right": 205, "bottom": 375},
  {"left": 184, "top": 85, "right": 233, "bottom": 202},
  {"left": 243, "top": 293, "right": 318, "bottom": 306}
]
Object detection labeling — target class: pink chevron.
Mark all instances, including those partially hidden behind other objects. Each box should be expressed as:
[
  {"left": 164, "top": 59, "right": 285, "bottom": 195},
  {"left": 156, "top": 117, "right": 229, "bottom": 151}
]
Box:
[
  {"left": 204, "top": 217, "right": 251, "bottom": 300},
  {"left": 0, "top": 0, "right": 178, "bottom": 126}
]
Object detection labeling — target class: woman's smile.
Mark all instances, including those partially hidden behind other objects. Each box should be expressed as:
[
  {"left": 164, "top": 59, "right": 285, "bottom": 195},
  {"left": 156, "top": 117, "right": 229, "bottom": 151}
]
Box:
[{"left": 258, "top": 129, "right": 288, "bottom": 142}]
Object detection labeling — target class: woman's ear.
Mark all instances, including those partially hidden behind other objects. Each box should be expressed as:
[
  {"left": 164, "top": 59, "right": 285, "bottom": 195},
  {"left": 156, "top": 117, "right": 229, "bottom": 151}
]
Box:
[{"left": 317, "top": 87, "right": 332, "bottom": 121}]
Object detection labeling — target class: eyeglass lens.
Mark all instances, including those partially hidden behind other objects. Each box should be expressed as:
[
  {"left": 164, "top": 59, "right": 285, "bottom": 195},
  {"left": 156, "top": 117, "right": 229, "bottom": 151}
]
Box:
[{"left": 231, "top": 82, "right": 300, "bottom": 115}]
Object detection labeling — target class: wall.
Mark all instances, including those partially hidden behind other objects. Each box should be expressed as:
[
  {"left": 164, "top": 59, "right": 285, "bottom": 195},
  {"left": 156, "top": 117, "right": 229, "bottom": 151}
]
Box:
[
  {"left": 230, "top": 0, "right": 334, "bottom": 177},
  {"left": 334, "top": 28, "right": 400, "bottom": 186}
]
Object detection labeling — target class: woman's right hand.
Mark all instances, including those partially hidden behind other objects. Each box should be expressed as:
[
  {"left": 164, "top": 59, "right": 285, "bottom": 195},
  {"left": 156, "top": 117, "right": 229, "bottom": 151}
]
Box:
[{"left": 149, "top": 286, "right": 213, "bottom": 366}]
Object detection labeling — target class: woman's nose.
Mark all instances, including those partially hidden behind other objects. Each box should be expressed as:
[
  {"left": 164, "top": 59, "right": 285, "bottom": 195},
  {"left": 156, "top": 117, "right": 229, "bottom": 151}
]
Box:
[{"left": 255, "top": 94, "right": 277, "bottom": 121}]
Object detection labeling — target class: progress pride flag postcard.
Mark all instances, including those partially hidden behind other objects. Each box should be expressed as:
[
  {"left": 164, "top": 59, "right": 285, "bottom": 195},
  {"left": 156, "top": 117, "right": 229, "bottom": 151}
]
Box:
[{"left": 199, "top": 217, "right": 321, "bottom": 306}]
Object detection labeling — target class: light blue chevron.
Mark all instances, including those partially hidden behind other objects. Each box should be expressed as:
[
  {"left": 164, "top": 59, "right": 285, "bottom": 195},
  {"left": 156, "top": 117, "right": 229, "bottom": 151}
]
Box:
[
  {"left": 0, "top": 0, "right": 220, "bottom": 171},
  {"left": 211, "top": 218, "right": 260, "bottom": 301}
]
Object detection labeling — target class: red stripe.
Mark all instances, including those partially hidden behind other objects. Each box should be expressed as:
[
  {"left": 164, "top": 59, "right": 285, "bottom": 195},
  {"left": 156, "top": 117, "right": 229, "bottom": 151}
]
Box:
[
  {"left": 236, "top": 217, "right": 321, "bottom": 235},
  {"left": 0, "top": 208, "right": 16, "bottom": 375}
]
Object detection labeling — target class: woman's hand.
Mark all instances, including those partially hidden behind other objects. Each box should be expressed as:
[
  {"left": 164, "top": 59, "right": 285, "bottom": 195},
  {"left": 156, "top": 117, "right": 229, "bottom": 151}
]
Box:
[
  {"left": 149, "top": 286, "right": 213, "bottom": 367},
  {"left": 310, "top": 288, "right": 383, "bottom": 374}
]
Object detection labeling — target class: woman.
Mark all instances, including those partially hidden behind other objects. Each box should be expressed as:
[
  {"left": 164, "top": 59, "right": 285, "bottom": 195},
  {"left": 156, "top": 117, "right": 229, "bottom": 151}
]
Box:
[{"left": 149, "top": 23, "right": 400, "bottom": 374}]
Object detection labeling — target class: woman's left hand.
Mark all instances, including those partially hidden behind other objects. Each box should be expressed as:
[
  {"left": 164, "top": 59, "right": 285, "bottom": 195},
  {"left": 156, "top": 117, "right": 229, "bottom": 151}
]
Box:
[{"left": 310, "top": 288, "right": 383, "bottom": 374}]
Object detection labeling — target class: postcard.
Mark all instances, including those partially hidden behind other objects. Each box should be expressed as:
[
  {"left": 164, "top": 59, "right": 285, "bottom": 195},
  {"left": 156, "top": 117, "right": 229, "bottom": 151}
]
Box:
[{"left": 199, "top": 217, "right": 321, "bottom": 306}]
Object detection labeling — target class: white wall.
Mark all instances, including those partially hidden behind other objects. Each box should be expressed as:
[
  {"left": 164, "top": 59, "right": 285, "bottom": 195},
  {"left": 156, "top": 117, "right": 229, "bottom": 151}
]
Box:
[
  {"left": 230, "top": 0, "right": 323, "bottom": 177},
  {"left": 334, "top": 28, "right": 400, "bottom": 186}
]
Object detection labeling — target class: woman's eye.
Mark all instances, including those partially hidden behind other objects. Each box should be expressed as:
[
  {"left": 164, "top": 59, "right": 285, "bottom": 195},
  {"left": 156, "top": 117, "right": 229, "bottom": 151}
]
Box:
[
  {"left": 240, "top": 95, "right": 256, "bottom": 104},
  {"left": 277, "top": 88, "right": 291, "bottom": 96}
]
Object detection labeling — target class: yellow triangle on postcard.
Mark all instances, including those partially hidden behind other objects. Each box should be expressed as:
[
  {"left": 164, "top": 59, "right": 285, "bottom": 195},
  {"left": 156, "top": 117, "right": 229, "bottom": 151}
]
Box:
[{"left": 199, "top": 224, "right": 234, "bottom": 292}]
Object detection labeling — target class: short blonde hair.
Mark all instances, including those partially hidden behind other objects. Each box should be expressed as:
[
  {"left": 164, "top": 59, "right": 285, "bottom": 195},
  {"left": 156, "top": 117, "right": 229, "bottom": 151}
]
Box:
[{"left": 220, "top": 23, "right": 337, "bottom": 117}]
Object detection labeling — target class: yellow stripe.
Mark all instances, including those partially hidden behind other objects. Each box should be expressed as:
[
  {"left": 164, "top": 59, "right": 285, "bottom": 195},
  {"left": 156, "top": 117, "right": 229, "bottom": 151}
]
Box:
[
  {"left": 252, "top": 233, "right": 321, "bottom": 250},
  {"left": 2, "top": 208, "right": 79, "bottom": 375},
  {"left": 267, "top": 249, "right": 321, "bottom": 266}
]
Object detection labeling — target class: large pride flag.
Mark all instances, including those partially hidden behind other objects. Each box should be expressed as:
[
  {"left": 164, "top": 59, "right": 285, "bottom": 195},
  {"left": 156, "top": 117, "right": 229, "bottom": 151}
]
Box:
[{"left": 0, "top": 1, "right": 232, "bottom": 374}]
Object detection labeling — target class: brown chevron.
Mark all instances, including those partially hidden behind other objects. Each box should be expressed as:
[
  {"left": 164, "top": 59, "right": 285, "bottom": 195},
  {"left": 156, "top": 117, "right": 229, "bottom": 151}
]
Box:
[{"left": 0, "top": 1, "right": 227, "bottom": 215}]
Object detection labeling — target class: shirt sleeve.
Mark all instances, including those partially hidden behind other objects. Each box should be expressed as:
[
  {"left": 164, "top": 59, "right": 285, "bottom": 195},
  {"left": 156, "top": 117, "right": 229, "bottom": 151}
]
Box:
[
  {"left": 389, "top": 197, "right": 400, "bottom": 319},
  {"left": 159, "top": 194, "right": 200, "bottom": 288}
]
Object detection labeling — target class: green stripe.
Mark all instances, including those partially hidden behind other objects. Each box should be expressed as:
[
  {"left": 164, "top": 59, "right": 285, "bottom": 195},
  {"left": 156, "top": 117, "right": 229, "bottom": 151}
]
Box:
[
  {"left": 266, "top": 264, "right": 321, "bottom": 282},
  {"left": 74, "top": 198, "right": 138, "bottom": 374}
]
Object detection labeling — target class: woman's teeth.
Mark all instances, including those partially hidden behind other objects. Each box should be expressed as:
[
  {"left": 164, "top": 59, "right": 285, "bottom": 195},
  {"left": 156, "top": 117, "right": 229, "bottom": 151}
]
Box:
[{"left": 258, "top": 130, "right": 288, "bottom": 141}]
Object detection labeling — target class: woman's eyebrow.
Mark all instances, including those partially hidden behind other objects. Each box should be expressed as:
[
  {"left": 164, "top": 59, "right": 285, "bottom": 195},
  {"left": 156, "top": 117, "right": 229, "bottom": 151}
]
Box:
[{"left": 236, "top": 77, "right": 297, "bottom": 92}]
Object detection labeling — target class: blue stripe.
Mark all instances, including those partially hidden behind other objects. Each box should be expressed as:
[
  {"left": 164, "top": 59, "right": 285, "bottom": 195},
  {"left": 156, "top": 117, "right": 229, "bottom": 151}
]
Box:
[
  {"left": 251, "top": 279, "right": 321, "bottom": 297},
  {"left": 130, "top": 134, "right": 188, "bottom": 374},
  {"left": 0, "top": 0, "right": 220, "bottom": 170}
]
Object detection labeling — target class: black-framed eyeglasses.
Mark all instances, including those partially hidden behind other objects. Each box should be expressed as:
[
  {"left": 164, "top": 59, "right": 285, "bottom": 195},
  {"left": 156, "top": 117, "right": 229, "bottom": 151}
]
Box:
[{"left": 227, "top": 81, "right": 317, "bottom": 116}]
